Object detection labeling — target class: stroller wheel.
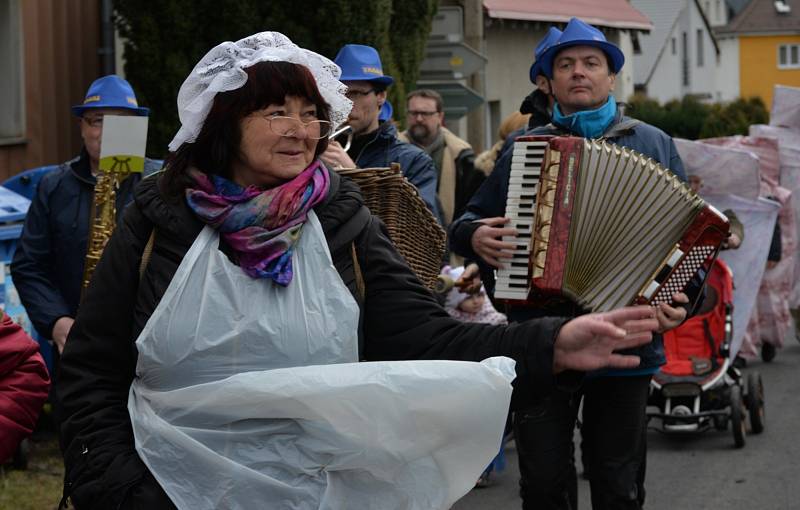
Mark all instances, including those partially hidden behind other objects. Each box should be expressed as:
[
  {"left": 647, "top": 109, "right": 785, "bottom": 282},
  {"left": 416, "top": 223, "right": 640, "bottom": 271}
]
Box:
[
  {"left": 11, "top": 438, "right": 30, "bottom": 470},
  {"left": 747, "top": 372, "right": 766, "bottom": 434},
  {"left": 730, "top": 385, "right": 746, "bottom": 448},
  {"left": 761, "top": 343, "right": 776, "bottom": 363}
]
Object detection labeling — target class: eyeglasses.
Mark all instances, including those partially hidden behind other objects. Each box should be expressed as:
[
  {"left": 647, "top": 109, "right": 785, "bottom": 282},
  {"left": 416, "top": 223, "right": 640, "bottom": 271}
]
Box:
[
  {"left": 345, "top": 88, "right": 375, "bottom": 100},
  {"left": 82, "top": 116, "right": 105, "bottom": 128},
  {"left": 407, "top": 110, "right": 439, "bottom": 119},
  {"left": 264, "top": 115, "right": 332, "bottom": 139}
]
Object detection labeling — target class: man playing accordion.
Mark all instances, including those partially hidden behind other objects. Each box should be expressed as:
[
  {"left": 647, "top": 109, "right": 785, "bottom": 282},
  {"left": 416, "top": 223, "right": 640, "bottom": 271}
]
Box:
[{"left": 449, "top": 17, "right": 705, "bottom": 510}]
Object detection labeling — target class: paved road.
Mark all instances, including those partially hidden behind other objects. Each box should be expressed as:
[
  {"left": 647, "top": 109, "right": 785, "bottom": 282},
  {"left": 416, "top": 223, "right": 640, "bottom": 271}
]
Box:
[{"left": 454, "top": 339, "right": 800, "bottom": 509}]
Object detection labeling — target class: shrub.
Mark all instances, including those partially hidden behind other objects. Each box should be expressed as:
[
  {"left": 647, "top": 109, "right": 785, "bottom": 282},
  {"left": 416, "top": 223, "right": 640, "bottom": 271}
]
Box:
[{"left": 626, "top": 94, "right": 769, "bottom": 140}]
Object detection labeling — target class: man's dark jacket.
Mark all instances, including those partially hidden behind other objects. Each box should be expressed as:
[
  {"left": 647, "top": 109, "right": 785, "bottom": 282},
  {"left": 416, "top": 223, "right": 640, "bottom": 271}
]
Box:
[
  {"left": 10, "top": 149, "right": 161, "bottom": 338},
  {"left": 348, "top": 121, "right": 442, "bottom": 222},
  {"left": 449, "top": 107, "right": 699, "bottom": 370},
  {"left": 58, "top": 169, "right": 568, "bottom": 509}
]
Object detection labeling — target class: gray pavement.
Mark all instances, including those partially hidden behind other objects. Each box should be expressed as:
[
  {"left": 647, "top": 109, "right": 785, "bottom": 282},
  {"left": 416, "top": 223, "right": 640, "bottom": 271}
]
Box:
[{"left": 454, "top": 339, "right": 800, "bottom": 510}]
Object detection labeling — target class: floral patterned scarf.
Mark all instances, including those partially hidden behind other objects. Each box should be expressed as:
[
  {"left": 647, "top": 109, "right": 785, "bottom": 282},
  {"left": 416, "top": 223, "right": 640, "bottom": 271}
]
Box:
[{"left": 185, "top": 161, "right": 330, "bottom": 286}]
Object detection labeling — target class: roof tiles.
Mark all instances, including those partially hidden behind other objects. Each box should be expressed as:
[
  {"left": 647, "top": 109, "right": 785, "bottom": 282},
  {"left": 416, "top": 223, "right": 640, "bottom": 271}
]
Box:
[{"left": 484, "top": 0, "right": 654, "bottom": 30}]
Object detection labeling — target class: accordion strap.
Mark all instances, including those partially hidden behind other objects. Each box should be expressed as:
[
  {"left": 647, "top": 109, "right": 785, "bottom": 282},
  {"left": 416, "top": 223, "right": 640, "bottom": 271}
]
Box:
[
  {"left": 538, "top": 118, "right": 641, "bottom": 140},
  {"left": 600, "top": 118, "right": 641, "bottom": 139}
]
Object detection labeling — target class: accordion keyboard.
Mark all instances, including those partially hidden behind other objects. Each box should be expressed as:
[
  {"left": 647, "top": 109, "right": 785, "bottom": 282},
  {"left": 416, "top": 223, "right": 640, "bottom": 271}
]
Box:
[{"left": 494, "top": 139, "right": 549, "bottom": 301}]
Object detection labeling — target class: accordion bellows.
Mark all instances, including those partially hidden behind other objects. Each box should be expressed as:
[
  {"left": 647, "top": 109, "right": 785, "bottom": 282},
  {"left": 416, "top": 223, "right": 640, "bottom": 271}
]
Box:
[{"left": 495, "top": 136, "right": 729, "bottom": 312}]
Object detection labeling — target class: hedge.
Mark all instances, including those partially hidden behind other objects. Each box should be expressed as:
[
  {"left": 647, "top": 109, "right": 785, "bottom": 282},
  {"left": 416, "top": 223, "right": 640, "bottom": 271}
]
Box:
[
  {"left": 625, "top": 94, "right": 769, "bottom": 140},
  {"left": 113, "top": 0, "right": 438, "bottom": 156}
]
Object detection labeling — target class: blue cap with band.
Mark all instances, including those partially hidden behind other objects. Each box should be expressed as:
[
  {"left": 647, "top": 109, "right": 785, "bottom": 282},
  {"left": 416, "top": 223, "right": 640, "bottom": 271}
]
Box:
[
  {"left": 71, "top": 75, "right": 149, "bottom": 117},
  {"left": 334, "top": 44, "right": 394, "bottom": 86},
  {"left": 539, "top": 18, "right": 625, "bottom": 79},
  {"left": 529, "top": 27, "right": 563, "bottom": 82}
]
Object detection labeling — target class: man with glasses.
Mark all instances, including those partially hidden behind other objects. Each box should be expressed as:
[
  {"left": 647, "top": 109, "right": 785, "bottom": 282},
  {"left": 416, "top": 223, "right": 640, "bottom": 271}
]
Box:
[
  {"left": 11, "top": 75, "right": 160, "bottom": 357},
  {"left": 321, "top": 44, "right": 442, "bottom": 222},
  {"left": 399, "top": 89, "right": 483, "bottom": 227}
]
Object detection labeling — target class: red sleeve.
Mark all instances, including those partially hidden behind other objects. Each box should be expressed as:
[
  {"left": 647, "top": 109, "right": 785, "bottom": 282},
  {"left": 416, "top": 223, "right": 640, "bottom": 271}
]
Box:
[{"left": 0, "top": 312, "right": 51, "bottom": 463}]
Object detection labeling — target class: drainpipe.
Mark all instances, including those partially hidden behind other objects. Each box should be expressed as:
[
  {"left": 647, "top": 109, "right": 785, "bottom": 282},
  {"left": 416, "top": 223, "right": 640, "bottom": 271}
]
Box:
[
  {"left": 464, "top": 0, "right": 486, "bottom": 152},
  {"left": 99, "top": 0, "right": 115, "bottom": 74}
]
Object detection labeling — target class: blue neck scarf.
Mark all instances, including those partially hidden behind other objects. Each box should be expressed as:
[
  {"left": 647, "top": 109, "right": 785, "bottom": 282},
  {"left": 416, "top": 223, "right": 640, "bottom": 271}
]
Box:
[{"left": 553, "top": 96, "right": 617, "bottom": 139}]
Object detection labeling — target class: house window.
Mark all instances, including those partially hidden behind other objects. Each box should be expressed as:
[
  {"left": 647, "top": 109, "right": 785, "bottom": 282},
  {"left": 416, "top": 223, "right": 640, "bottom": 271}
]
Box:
[
  {"left": 778, "top": 43, "right": 800, "bottom": 68},
  {"left": 682, "top": 32, "right": 690, "bottom": 86},
  {"left": 488, "top": 100, "right": 501, "bottom": 150},
  {"left": 0, "top": 0, "right": 25, "bottom": 143},
  {"left": 671, "top": 37, "right": 676, "bottom": 55},
  {"left": 697, "top": 29, "right": 704, "bottom": 66}
]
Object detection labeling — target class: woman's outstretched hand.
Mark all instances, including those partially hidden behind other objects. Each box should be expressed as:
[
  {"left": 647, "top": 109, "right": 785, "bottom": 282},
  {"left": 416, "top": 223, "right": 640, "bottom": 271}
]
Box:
[{"left": 552, "top": 306, "right": 659, "bottom": 373}]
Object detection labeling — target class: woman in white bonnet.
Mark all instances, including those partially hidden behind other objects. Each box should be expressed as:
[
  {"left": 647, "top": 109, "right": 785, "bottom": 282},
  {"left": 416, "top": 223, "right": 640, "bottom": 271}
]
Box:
[{"left": 57, "top": 32, "right": 657, "bottom": 510}]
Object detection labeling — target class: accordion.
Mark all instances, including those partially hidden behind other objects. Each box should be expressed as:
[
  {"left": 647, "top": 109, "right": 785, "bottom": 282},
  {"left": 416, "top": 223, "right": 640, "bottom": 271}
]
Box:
[{"left": 494, "top": 136, "right": 730, "bottom": 312}]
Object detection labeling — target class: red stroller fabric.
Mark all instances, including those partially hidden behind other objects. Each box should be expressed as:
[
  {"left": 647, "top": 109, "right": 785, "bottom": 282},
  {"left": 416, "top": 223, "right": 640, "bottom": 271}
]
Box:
[
  {"left": 0, "top": 311, "right": 50, "bottom": 463},
  {"left": 662, "top": 259, "right": 733, "bottom": 376}
]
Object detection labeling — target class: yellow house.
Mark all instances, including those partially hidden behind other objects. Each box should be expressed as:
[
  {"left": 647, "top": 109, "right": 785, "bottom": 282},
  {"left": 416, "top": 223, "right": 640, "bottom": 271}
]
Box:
[{"left": 717, "top": 0, "right": 800, "bottom": 108}]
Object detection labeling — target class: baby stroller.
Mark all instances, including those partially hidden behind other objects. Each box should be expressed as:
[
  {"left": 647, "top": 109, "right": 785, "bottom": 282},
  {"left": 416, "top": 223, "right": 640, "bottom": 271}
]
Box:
[{"left": 647, "top": 259, "right": 765, "bottom": 448}]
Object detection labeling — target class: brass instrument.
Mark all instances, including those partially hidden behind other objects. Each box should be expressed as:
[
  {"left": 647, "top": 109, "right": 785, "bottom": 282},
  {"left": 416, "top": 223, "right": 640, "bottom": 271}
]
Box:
[
  {"left": 81, "top": 168, "right": 126, "bottom": 292},
  {"left": 82, "top": 115, "right": 149, "bottom": 293},
  {"left": 330, "top": 125, "right": 354, "bottom": 152}
]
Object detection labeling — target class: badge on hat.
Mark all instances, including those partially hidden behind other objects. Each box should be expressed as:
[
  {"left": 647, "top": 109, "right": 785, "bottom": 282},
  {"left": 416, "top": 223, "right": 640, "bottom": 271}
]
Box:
[
  {"left": 334, "top": 45, "right": 394, "bottom": 86},
  {"left": 72, "top": 75, "right": 149, "bottom": 117}
]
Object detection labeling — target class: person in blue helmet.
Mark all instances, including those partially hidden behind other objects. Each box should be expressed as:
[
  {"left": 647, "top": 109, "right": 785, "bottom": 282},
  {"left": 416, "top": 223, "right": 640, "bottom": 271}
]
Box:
[
  {"left": 519, "top": 26, "right": 562, "bottom": 129},
  {"left": 11, "top": 75, "right": 161, "bottom": 356},
  {"left": 378, "top": 99, "right": 394, "bottom": 123},
  {"left": 450, "top": 18, "right": 704, "bottom": 510},
  {"left": 321, "top": 44, "right": 442, "bottom": 222}
]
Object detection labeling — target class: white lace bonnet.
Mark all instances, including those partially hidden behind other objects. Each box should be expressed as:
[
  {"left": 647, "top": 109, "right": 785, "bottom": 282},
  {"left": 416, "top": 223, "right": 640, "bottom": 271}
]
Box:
[{"left": 168, "top": 32, "right": 352, "bottom": 152}]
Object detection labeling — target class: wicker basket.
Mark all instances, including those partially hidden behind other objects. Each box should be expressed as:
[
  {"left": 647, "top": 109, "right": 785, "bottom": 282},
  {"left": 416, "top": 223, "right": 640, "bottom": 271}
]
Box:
[{"left": 337, "top": 164, "right": 446, "bottom": 290}]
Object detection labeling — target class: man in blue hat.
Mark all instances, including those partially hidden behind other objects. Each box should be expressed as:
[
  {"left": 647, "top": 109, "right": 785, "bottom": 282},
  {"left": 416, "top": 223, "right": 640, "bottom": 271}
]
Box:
[
  {"left": 450, "top": 18, "right": 701, "bottom": 509},
  {"left": 12, "top": 75, "right": 160, "bottom": 356},
  {"left": 321, "top": 44, "right": 441, "bottom": 222}
]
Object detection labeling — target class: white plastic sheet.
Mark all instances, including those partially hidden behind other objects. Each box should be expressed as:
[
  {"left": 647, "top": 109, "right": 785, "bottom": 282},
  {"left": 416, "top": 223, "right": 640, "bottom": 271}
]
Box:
[
  {"left": 131, "top": 357, "right": 516, "bottom": 510},
  {"left": 750, "top": 124, "right": 800, "bottom": 305},
  {"left": 674, "top": 138, "right": 760, "bottom": 199},
  {"left": 129, "top": 213, "right": 515, "bottom": 509},
  {"left": 710, "top": 195, "right": 780, "bottom": 358},
  {"left": 770, "top": 84, "right": 800, "bottom": 131},
  {"left": 700, "top": 136, "right": 796, "bottom": 349}
]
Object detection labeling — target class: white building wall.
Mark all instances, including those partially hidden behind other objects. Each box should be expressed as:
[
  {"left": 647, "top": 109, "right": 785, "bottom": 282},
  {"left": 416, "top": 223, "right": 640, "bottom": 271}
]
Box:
[
  {"left": 609, "top": 31, "right": 636, "bottom": 102},
  {"left": 646, "top": 28, "right": 682, "bottom": 103},
  {"left": 687, "top": 0, "right": 717, "bottom": 99},
  {"left": 644, "top": 1, "right": 720, "bottom": 103},
  {"left": 716, "top": 36, "right": 740, "bottom": 102},
  {"left": 484, "top": 22, "right": 543, "bottom": 131}
]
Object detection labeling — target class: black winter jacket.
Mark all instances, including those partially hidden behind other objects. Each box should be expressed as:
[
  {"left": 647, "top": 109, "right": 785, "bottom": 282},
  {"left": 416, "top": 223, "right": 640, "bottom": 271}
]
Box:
[
  {"left": 10, "top": 149, "right": 161, "bottom": 338},
  {"left": 58, "top": 169, "right": 568, "bottom": 509}
]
